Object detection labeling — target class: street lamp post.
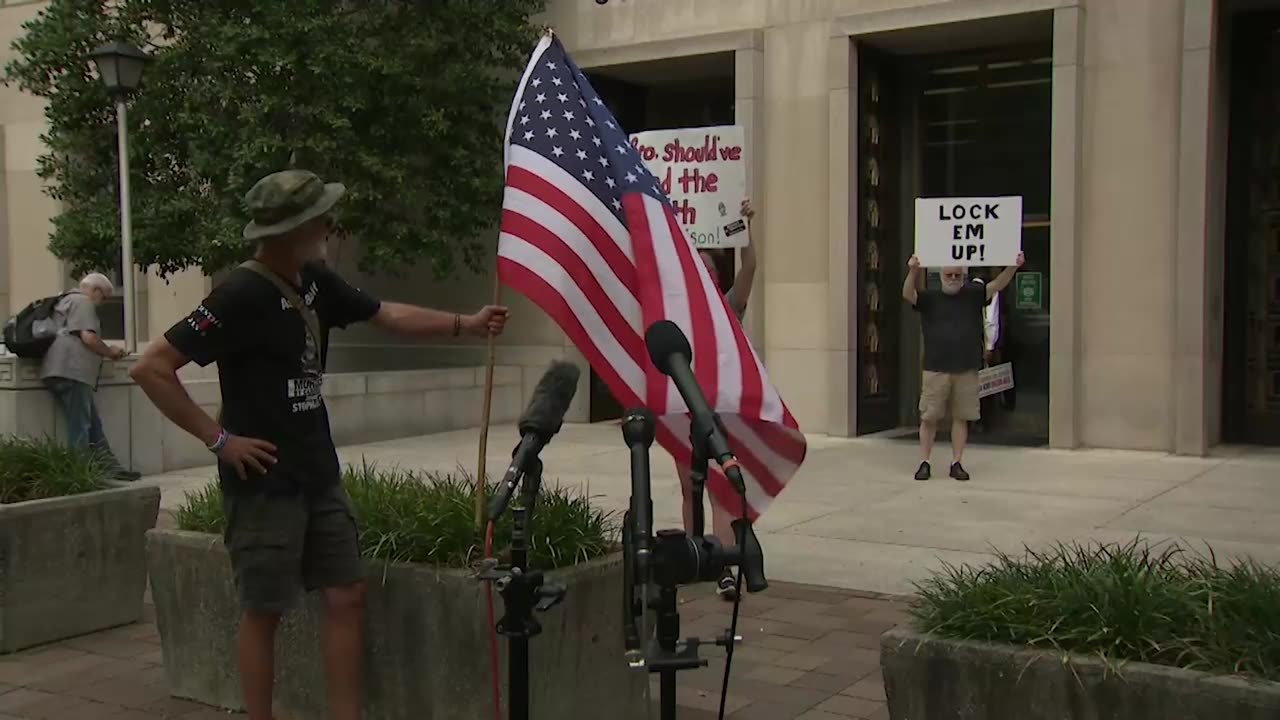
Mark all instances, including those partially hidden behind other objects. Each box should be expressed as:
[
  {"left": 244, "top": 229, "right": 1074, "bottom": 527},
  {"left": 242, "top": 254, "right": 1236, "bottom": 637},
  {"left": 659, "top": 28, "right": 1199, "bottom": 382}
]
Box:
[{"left": 88, "top": 40, "right": 150, "bottom": 354}]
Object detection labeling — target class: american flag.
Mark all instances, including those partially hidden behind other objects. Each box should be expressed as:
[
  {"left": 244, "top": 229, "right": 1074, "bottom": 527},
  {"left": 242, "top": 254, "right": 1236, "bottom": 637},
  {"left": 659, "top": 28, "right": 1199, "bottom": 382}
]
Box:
[{"left": 496, "top": 34, "right": 806, "bottom": 519}]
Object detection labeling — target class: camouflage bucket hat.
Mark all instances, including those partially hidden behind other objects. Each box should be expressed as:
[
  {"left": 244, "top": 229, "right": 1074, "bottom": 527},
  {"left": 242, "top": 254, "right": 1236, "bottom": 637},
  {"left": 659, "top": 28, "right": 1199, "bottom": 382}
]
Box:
[{"left": 242, "top": 169, "right": 345, "bottom": 241}]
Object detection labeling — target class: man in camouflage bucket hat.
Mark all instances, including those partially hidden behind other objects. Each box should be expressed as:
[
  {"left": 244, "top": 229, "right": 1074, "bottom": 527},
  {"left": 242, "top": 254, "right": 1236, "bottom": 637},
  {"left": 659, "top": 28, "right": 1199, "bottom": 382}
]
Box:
[{"left": 132, "top": 169, "right": 510, "bottom": 720}]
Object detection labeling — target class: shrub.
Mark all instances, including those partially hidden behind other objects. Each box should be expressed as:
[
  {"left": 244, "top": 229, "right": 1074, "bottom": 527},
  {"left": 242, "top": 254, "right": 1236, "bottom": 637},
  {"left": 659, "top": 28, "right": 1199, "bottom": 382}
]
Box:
[
  {"left": 0, "top": 435, "right": 112, "bottom": 503},
  {"left": 175, "top": 460, "right": 618, "bottom": 570},
  {"left": 912, "top": 538, "right": 1280, "bottom": 681}
]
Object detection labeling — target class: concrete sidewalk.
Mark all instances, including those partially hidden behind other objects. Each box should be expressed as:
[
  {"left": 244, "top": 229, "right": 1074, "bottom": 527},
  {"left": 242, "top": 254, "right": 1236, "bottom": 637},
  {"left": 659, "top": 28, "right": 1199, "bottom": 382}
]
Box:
[{"left": 143, "top": 424, "right": 1280, "bottom": 596}]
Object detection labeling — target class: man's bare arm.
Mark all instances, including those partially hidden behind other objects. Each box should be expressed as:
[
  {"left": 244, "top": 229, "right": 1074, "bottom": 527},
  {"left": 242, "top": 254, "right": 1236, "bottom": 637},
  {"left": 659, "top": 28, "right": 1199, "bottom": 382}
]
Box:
[
  {"left": 372, "top": 302, "right": 510, "bottom": 338},
  {"left": 985, "top": 252, "right": 1026, "bottom": 300},
  {"left": 129, "top": 340, "right": 222, "bottom": 447},
  {"left": 903, "top": 256, "right": 922, "bottom": 305},
  {"left": 78, "top": 329, "right": 124, "bottom": 359}
]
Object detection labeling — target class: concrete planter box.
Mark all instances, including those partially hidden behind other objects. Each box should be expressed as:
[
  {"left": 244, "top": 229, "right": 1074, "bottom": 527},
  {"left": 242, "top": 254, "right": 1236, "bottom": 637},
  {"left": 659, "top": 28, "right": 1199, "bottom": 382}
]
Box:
[
  {"left": 0, "top": 483, "right": 161, "bottom": 653},
  {"left": 881, "top": 627, "right": 1280, "bottom": 720},
  {"left": 147, "top": 529, "right": 647, "bottom": 720}
]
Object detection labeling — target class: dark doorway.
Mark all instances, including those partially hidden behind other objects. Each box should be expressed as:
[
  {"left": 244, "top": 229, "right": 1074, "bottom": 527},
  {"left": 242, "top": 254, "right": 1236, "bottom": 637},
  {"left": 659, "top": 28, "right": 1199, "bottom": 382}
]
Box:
[
  {"left": 584, "top": 55, "right": 736, "bottom": 422},
  {"left": 1223, "top": 11, "right": 1280, "bottom": 444},
  {"left": 908, "top": 44, "right": 1053, "bottom": 446}
]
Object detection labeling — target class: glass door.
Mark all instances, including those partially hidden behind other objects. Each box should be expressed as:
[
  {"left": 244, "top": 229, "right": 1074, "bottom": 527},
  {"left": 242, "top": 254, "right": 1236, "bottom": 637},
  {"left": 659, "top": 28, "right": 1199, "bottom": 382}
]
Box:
[{"left": 911, "top": 45, "right": 1053, "bottom": 445}]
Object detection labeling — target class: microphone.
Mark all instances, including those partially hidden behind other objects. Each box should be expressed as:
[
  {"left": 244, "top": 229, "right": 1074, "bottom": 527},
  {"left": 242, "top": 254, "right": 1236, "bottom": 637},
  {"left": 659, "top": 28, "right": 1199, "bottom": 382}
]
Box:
[
  {"left": 621, "top": 407, "right": 655, "bottom": 573},
  {"left": 487, "top": 361, "right": 581, "bottom": 521},
  {"left": 643, "top": 320, "right": 745, "bottom": 494}
]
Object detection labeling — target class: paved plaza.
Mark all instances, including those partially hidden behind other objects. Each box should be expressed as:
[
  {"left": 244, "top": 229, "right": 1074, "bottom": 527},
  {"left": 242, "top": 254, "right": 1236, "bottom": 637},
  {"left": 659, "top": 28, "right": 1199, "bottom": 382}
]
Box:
[
  {"left": 4, "top": 424, "right": 1278, "bottom": 719},
  {"left": 146, "top": 423, "right": 1280, "bottom": 595},
  {"left": 0, "top": 583, "right": 905, "bottom": 719}
]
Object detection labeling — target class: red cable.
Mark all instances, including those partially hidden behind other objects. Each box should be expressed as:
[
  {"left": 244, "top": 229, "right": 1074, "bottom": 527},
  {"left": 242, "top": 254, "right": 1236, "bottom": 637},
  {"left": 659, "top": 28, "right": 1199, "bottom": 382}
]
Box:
[{"left": 484, "top": 521, "right": 502, "bottom": 720}]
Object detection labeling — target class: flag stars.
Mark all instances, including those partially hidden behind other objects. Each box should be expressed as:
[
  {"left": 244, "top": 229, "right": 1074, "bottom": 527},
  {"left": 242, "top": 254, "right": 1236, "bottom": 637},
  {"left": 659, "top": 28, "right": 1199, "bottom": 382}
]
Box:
[
  {"left": 597, "top": 155, "right": 609, "bottom": 168},
  {"left": 557, "top": 93, "right": 568, "bottom": 103},
  {"left": 562, "top": 110, "right": 575, "bottom": 122},
  {"left": 575, "top": 149, "right": 588, "bottom": 161},
  {"left": 606, "top": 120, "right": 616, "bottom": 129},
  {"left": 540, "top": 110, "right": 552, "bottom": 121},
  {"left": 552, "top": 146, "right": 564, "bottom": 157},
  {"left": 546, "top": 61, "right": 558, "bottom": 71},
  {"left": 523, "top": 130, "right": 535, "bottom": 141},
  {"left": 615, "top": 144, "right": 629, "bottom": 155},
  {"left": 585, "top": 117, "right": 595, "bottom": 127},
  {"left": 535, "top": 92, "right": 547, "bottom": 103},
  {"left": 551, "top": 76, "right": 563, "bottom": 86},
  {"left": 581, "top": 169, "right": 595, "bottom": 182},
  {"left": 546, "top": 127, "right": 558, "bottom": 139},
  {"left": 611, "top": 198, "right": 622, "bottom": 211},
  {"left": 593, "top": 97, "right": 605, "bottom": 106},
  {"left": 605, "top": 177, "right": 617, "bottom": 188},
  {"left": 519, "top": 115, "right": 530, "bottom": 126},
  {"left": 531, "top": 78, "right": 542, "bottom": 87},
  {"left": 592, "top": 136, "right": 602, "bottom": 147},
  {"left": 625, "top": 172, "right": 638, "bottom": 184},
  {"left": 569, "top": 129, "right": 582, "bottom": 141}
]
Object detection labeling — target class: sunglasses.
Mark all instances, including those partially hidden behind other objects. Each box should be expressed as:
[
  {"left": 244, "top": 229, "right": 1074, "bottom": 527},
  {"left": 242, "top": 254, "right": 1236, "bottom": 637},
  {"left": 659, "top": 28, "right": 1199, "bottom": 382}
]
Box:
[{"left": 942, "top": 272, "right": 964, "bottom": 279}]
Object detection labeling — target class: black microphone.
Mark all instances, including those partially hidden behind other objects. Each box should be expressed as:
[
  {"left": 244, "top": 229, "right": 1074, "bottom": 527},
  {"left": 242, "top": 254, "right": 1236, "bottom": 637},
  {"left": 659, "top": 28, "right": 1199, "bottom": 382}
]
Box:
[
  {"left": 643, "top": 320, "right": 745, "bottom": 494},
  {"left": 621, "top": 407, "right": 655, "bottom": 573},
  {"left": 487, "top": 361, "right": 581, "bottom": 521}
]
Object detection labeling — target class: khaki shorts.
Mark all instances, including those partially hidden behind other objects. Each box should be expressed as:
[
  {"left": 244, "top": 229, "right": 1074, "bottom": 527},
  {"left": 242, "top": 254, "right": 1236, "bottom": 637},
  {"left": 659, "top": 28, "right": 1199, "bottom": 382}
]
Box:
[{"left": 919, "top": 370, "right": 980, "bottom": 422}]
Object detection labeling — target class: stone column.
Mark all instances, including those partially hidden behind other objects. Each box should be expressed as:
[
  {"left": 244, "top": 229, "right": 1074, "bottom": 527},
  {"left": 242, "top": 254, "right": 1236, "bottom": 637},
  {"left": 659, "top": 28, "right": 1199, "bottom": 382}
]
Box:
[
  {"left": 1076, "top": 0, "right": 1185, "bottom": 451},
  {"left": 1173, "top": 0, "right": 1224, "bottom": 455},
  {"left": 761, "top": 21, "right": 832, "bottom": 433},
  {"left": 1049, "top": 6, "right": 1084, "bottom": 449},
  {"left": 826, "top": 35, "right": 855, "bottom": 437}
]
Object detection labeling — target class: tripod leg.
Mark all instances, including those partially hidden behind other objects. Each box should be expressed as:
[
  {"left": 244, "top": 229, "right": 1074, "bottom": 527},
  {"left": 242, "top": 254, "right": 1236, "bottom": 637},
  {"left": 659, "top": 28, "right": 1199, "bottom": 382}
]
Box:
[
  {"left": 660, "top": 670, "right": 676, "bottom": 720},
  {"left": 511, "top": 636, "right": 529, "bottom": 720}
]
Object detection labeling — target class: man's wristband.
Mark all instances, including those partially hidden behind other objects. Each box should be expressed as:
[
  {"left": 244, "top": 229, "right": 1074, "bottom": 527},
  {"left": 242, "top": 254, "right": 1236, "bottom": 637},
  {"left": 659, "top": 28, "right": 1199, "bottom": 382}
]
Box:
[
  {"left": 207, "top": 429, "right": 228, "bottom": 453},
  {"left": 452, "top": 314, "right": 462, "bottom": 337}
]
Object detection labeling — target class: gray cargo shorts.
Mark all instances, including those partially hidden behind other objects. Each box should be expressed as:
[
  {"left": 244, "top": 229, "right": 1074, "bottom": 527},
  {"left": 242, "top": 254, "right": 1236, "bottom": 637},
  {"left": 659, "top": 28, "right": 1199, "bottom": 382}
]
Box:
[{"left": 222, "top": 484, "right": 362, "bottom": 614}]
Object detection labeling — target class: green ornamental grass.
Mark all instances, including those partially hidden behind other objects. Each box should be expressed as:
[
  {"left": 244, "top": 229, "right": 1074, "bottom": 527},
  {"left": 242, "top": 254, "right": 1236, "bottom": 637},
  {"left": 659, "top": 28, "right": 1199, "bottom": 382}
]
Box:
[
  {"left": 912, "top": 538, "right": 1280, "bottom": 681},
  {"left": 176, "top": 460, "right": 619, "bottom": 570},
  {"left": 0, "top": 435, "right": 112, "bottom": 503}
]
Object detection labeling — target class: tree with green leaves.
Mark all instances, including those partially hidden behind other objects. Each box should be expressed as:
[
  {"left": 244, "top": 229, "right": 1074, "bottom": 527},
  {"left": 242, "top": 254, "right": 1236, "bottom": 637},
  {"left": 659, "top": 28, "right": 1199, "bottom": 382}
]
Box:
[{"left": 4, "top": 0, "right": 545, "bottom": 279}]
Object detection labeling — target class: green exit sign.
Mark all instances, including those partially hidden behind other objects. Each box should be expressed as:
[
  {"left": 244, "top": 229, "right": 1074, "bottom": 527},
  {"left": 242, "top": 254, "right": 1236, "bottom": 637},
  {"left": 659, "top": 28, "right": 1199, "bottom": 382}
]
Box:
[{"left": 1015, "top": 272, "right": 1042, "bottom": 310}]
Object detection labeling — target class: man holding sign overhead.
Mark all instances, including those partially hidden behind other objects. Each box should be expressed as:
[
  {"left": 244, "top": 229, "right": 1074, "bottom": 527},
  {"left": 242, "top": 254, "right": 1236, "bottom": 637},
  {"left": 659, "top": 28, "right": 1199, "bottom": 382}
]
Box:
[{"left": 903, "top": 251, "right": 1023, "bottom": 481}]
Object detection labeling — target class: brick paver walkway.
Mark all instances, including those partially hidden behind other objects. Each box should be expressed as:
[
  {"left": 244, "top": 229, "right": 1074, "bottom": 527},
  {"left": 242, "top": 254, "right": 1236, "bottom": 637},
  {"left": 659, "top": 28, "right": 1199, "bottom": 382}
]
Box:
[{"left": 0, "top": 583, "right": 905, "bottom": 719}]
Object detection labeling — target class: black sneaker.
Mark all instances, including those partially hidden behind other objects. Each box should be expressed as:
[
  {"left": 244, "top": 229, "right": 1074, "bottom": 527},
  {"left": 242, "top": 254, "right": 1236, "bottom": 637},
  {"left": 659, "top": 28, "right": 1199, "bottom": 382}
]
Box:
[
  {"left": 716, "top": 569, "right": 739, "bottom": 601},
  {"left": 114, "top": 469, "right": 142, "bottom": 482},
  {"left": 914, "top": 461, "right": 931, "bottom": 481},
  {"left": 949, "top": 462, "right": 970, "bottom": 482}
]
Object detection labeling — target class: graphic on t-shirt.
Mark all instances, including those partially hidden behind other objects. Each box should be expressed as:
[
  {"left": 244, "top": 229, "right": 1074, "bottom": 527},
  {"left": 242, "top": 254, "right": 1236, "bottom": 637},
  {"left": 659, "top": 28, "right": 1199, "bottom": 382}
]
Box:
[{"left": 288, "top": 280, "right": 325, "bottom": 414}]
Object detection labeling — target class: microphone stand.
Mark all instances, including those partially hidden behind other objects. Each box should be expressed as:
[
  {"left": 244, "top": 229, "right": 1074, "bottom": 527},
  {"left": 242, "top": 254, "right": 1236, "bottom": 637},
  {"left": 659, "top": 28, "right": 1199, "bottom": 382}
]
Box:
[
  {"left": 479, "top": 456, "right": 567, "bottom": 720},
  {"left": 620, "top": 408, "right": 764, "bottom": 720}
]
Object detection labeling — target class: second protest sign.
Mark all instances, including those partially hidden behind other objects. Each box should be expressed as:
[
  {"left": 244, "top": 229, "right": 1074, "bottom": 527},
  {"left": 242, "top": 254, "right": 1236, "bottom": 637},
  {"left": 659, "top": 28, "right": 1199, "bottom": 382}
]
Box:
[{"left": 629, "top": 125, "right": 750, "bottom": 249}]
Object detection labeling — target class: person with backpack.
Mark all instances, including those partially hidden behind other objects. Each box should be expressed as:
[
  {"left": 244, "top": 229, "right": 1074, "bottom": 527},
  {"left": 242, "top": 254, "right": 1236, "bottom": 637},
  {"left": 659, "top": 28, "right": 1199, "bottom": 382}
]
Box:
[{"left": 39, "top": 273, "right": 140, "bottom": 481}]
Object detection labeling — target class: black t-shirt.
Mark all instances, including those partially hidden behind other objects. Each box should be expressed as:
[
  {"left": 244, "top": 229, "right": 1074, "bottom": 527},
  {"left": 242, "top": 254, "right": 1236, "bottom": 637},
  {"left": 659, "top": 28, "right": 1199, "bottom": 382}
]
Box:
[
  {"left": 913, "top": 282, "right": 989, "bottom": 373},
  {"left": 165, "top": 261, "right": 382, "bottom": 495}
]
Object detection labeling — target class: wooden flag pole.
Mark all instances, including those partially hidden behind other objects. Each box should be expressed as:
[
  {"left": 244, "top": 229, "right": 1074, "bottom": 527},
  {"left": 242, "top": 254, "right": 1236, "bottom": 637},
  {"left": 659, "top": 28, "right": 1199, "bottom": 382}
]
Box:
[{"left": 475, "top": 273, "right": 502, "bottom": 530}]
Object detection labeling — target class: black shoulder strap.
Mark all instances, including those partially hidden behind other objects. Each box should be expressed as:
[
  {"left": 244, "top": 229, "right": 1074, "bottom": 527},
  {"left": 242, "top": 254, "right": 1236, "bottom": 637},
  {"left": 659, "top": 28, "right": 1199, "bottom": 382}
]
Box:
[{"left": 239, "top": 260, "right": 323, "bottom": 352}]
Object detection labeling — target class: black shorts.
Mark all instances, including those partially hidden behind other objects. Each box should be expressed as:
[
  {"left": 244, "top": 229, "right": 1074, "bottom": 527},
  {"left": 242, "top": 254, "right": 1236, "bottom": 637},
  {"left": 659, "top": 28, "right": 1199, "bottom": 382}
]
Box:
[{"left": 222, "top": 484, "right": 362, "bottom": 613}]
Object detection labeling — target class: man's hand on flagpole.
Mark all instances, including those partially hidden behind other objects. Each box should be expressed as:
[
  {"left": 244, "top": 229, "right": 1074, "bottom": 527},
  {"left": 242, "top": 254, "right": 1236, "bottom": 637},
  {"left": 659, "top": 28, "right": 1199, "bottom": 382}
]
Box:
[{"left": 464, "top": 305, "right": 511, "bottom": 337}]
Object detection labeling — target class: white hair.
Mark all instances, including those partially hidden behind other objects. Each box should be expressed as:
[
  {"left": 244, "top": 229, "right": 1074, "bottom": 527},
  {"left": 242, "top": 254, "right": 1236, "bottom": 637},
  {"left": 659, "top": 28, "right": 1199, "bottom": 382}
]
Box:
[{"left": 79, "top": 273, "right": 115, "bottom": 296}]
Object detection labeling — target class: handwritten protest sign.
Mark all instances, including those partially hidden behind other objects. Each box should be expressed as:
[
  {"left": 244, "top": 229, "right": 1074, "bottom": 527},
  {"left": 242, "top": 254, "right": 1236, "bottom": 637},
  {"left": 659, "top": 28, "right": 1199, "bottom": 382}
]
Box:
[
  {"left": 629, "top": 125, "right": 749, "bottom": 249},
  {"left": 914, "top": 196, "right": 1022, "bottom": 267}
]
